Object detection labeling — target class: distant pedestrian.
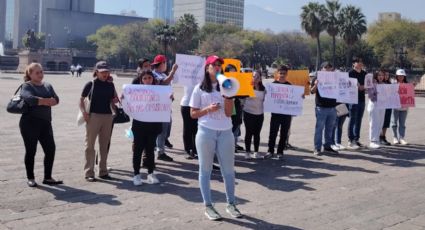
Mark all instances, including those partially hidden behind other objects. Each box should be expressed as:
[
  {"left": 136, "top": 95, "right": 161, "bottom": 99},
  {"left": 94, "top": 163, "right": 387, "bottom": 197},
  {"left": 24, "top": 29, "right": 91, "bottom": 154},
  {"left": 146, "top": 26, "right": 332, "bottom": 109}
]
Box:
[
  {"left": 70, "top": 64, "right": 76, "bottom": 77},
  {"left": 76, "top": 64, "right": 83, "bottom": 77}
]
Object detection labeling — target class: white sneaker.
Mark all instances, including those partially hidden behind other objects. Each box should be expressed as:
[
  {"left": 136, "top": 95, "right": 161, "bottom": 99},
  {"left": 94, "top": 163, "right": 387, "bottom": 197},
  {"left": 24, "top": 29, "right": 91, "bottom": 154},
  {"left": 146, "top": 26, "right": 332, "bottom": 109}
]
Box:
[
  {"left": 369, "top": 142, "right": 380, "bottom": 149},
  {"left": 147, "top": 173, "right": 160, "bottom": 184},
  {"left": 331, "top": 145, "right": 340, "bottom": 151},
  {"left": 393, "top": 138, "right": 400, "bottom": 145},
  {"left": 133, "top": 174, "right": 142, "bottom": 186},
  {"left": 336, "top": 144, "right": 346, "bottom": 150},
  {"left": 244, "top": 152, "right": 252, "bottom": 159},
  {"left": 399, "top": 139, "right": 408, "bottom": 145},
  {"left": 252, "top": 152, "right": 261, "bottom": 159},
  {"left": 347, "top": 142, "right": 359, "bottom": 150}
]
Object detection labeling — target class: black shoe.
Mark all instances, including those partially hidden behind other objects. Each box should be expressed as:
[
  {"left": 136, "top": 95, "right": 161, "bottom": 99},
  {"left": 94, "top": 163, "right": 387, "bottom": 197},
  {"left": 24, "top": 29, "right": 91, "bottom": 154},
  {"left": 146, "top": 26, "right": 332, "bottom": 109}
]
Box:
[
  {"left": 27, "top": 179, "right": 38, "bottom": 187},
  {"left": 236, "top": 145, "right": 244, "bottom": 151},
  {"left": 165, "top": 140, "right": 173, "bottom": 148},
  {"left": 324, "top": 147, "right": 339, "bottom": 154},
  {"left": 85, "top": 176, "right": 96, "bottom": 182},
  {"left": 42, "top": 178, "right": 63, "bottom": 185},
  {"left": 185, "top": 152, "right": 196, "bottom": 160},
  {"left": 285, "top": 143, "right": 296, "bottom": 150},
  {"left": 157, "top": 153, "right": 173, "bottom": 162},
  {"left": 99, "top": 174, "right": 113, "bottom": 180},
  {"left": 356, "top": 141, "right": 364, "bottom": 148},
  {"left": 380, "top": 137, "right": 391, "bottom": 146},
  {"left": 213, "top": 164, "right": 220, "bottom": 170}
]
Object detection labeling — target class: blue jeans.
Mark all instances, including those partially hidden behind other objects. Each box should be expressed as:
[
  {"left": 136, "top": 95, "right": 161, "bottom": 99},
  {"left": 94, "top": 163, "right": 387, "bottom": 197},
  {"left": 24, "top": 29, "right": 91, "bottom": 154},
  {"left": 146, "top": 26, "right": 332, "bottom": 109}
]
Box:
[
  {"left": 391, "top": 110, "right": 408, "bottom": 139},
  {"left": 333, "top": 115, "right": 347, "bottom": 145},
  {"left": 314, "top": 106, "right": 337, "bottom": 150},
  {"left": 156, "top": 119, "right": 172, "bottom": 153},
  {"left": 196, "top": 125, "right": 235, "bottom": 206},
  {"left": 347, "top": 102, "right": 365, "bottom": 142}
]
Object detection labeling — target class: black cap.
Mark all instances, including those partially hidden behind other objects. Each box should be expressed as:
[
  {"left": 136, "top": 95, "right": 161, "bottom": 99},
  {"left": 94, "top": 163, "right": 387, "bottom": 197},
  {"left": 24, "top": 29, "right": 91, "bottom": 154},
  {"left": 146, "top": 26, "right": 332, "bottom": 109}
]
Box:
[{"left": 95, "top": 61, "right": 110, "bottom": 72}]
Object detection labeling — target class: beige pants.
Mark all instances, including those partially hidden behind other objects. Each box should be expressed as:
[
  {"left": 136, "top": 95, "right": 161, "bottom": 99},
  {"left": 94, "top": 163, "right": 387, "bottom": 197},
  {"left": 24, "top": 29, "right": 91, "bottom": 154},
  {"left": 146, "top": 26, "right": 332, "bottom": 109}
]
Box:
[{"left": 84, "top": 113, "right": 113, "bottom": 177}]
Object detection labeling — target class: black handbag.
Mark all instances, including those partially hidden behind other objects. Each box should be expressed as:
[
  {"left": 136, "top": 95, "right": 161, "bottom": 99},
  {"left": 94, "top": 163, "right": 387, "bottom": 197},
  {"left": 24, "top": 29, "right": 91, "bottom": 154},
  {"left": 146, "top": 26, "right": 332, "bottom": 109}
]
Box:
[
  {"left": 7, "top": 84, "right": 28, "bottom": 114},
  {"left": 113, "top": 102, "right": 130, "bottom": 124}
]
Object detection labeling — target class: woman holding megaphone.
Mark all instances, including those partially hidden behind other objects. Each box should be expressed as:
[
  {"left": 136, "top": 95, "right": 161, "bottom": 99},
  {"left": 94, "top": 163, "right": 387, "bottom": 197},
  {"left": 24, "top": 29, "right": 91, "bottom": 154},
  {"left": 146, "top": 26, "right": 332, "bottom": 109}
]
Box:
[{"left": 189, "top": 55, "right": 243, "bottom": 221}]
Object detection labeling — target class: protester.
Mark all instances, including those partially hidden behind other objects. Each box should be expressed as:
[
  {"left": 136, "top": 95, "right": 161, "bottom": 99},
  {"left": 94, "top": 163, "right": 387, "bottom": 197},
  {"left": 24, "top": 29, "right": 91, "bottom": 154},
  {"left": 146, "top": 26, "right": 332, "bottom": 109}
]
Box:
[
  {"left": 367, "top": 70, "right": 387, "bottom": 149},
  {"left": 70, "top": 64, "right": 76, "bottom": 77},
  {"left": 391, "top": 69, "right": 410, "bottom": 145},
  {"left": 310, "top": 62, "right": 338, "bottom": 155},
  {"left": 379, "top": 70, "right": 392, "bottom": 145},
  {"left": 189, "top": 55, "right": 242, "bottom": 221},
  {"left": 242, "top": 70, "right": 265, "bottom": 159},
  {"left": 19, "top": 63, "right": 62, "bottom": 187},
  {"left": 181, "top": 85, "right": 198, "bottom": 159},
  {"left": 151, "top": 54, "right": 178, "bottom": 161},
  {"left": 347, "top": 57, "right": 367, "bottom": 149},
  {"left": 265, "top": 65, "right": 295, "bottom": 160},
  {"left": 76, "top": 64, "right": 83, "bottom": 77},
  {"left": 131, "top": 70, "right": 163, "bottom": 186},
  {"left": 80, "top": 61, "right": 118, "bottom": 182},
  {"left": 232, "top": 98, "right": 244, "bottom": 152},
  {"left": 136, "top": 58, "right": 151, "bottom": 74}
]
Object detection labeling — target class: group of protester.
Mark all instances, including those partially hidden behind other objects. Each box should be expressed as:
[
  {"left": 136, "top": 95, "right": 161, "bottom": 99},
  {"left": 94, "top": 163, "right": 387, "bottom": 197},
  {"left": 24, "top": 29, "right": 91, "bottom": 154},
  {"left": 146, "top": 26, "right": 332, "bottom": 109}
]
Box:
[
  {"left": 14, "top": 54, "right": 413, "bottom": 221},
  {"left": 70, "top": 64, "right": 83, "bottom": 77}
]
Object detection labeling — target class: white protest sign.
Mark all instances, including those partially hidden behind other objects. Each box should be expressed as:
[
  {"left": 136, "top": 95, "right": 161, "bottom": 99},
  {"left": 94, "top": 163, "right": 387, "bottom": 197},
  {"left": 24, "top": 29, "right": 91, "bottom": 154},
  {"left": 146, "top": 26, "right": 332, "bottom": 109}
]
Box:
[
  {"left": 376, "top": 84, "right": 401, "bottom": 109},
  {"left": 365, "top": 73, "right": 374, "bottom": 89},
  {"left": 173, "top": 54, "right": 205, "bottom": 86},
  {"left": 317, "top": 71, "right": 338, "bottom": 99},
  {"left": 122, "top": 84, "right": 172, "bottom": 122},
  {"left": 337, "top": 73, "right": 358, "bottom": 104},
  {"left": 264, "top": 83, "right": 304, "bottom": 116}
]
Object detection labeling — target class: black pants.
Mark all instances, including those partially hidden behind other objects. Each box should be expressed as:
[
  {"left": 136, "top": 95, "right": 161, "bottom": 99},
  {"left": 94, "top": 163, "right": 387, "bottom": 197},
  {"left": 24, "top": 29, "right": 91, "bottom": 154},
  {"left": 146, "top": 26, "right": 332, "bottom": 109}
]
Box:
[
  {"left": 132, "top": 123, "right": 157, "bottom": 175},
  {"left": 383, "top": 109, "right": 392, "bottom": 129},
  {"left": 243, "top": 111, "right": 264, "bottom": 152},
  {"left": 19, "top": 116, "right": 56, "bottom": 180},
  {"left": 181, "top": 106, "right": 198, "bottom": 155},
  {"left": 268, "top": 113, "right": 292, "bottom": 154}
]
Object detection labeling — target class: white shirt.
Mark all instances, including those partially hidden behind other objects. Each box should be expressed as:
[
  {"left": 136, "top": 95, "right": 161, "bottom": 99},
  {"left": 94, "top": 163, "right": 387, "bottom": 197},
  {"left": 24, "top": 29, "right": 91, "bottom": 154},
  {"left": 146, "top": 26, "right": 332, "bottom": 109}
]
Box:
[
  {"left": 180, "top": 86, "right": 195, "bottom": 106},
  {"left": 243, "top": 90, "right": 265, "bottom": 115},
  {"left": 189, "top": 83, "right": 232, "bottom": 131}
]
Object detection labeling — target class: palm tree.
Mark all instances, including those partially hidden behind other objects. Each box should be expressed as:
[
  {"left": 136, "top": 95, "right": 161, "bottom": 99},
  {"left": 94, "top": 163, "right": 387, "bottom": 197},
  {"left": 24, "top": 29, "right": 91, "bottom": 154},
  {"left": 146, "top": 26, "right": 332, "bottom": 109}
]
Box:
[
  {"left": 301, "top": 2, "right": 326, "bottom": 71},
  {"left": 323, "top": 0, "right": 341, "bottom": 68},
  {"left": 155, "top": 24, "right": 176, "bottom": 61},
  {"left": 174, "top": 14, "right": 199, "bottom": 54},
  {"left": 338, "top": 5, "right": 367, "bottom": 68}
]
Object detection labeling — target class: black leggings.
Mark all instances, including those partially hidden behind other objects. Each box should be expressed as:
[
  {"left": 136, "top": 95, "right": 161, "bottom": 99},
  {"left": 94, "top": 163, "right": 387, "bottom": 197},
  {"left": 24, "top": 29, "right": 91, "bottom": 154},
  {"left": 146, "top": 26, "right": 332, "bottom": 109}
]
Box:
[
  {"left": 181, "top": 106, "right": 198, "bottom": 154},
  {"left": 19, "top": 116, "right": 56, "bottom": 180},
  {"left": 243, "top": 111, "right": 264, "bottom": 152},
  {"left": 132, "top": 123, "right": 157, "bottom": 175},
  {"left": 268, "top": 114, "right": 292, "bottom": 154}
]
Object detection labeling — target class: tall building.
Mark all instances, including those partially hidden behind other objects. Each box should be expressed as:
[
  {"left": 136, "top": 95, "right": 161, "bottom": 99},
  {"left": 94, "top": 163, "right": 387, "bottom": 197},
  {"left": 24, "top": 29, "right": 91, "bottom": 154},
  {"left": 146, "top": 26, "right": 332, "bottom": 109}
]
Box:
[
  {"left": 174, "top": 0, "right": 244, "bottom": 28},
  {"left": 154, "top": 0, "right": 174, "bottom": 23},
  {"left": 0, "top": 0, "right": 5, "bottom": 42},
  {"left": 379, "top": 12, "right": 401, "bottom": 22},
  {"left": 5, "top": 0, "right": 15, "bottom": 41}
]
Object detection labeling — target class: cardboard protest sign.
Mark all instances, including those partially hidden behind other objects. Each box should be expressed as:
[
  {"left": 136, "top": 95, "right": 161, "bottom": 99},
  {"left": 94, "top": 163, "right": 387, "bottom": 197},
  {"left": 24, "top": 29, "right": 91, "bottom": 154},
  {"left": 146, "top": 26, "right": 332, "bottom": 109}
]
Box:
[
  {"left": 317, "top": 71, "right": 339, "bottom": 99},
  {"left": 264, "top": 83, "right": 304, "bottom": 116},
  {"left": 365, "top": 73, "right": 374, "bottom": 89},
  {"left": 376, "top": 84, "right": 401, "bottom": 109},
  {"left": 173, "top": 54, "right": 205, "bottom": 86},
  {"left": 399, "top": 83, "right": 415, "bottom": 108},
  {"left": 337, "top": 73, "right": 358, "bottom": 104},
  {"left": 222, "top": 59, "right": 255, "bottom": 97},
  {"left": 122, "top": 84, "right": 172, "bottom": 122},
  {"left": 286, "top": 70, "right": 310, "bottom": 96}
]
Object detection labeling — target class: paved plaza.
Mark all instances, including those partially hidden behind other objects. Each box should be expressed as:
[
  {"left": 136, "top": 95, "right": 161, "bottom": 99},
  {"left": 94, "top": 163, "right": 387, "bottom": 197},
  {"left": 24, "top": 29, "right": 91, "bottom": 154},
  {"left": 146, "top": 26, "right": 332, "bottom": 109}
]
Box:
[{"left": 1, "top": 72, "right": 425, "bottom": 230}]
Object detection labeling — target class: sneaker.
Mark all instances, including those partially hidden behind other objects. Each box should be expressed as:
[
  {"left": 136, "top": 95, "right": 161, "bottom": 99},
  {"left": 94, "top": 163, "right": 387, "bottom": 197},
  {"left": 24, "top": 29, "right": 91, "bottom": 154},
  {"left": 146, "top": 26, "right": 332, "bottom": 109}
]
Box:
[
  {"left": 244, "top": 152, "right": 252, "bottom": 159},
  {"left": 263, "top": 152, "right": 274, "bottom": 159},
  {"left": 85, "top": 176, "right": 96, "bottom": 182},
  {"left": 205, "top": 205, "right": 222, "bottom": 221},
  {"left": 27, "top": 179, "right": 38, "bottom": 187},
  {"left": 369, "top": 142, "right": 380, "bottom": 149},
  {"left": 99, "top": 174, "right": 113, "bottom": 180},
  {"left": 226, "top": 203, "right": 243, "bottom": 218},
  {"left": 399, "top": 139, "right": 408, "bottom": 145},
  {"left": 157, "top": 153, "right": 173, "bottom": 162},
  {"left": 336, "top": 143, "right": 346, "bottom": 150},
  {"left": 380, "top": 137, "right": 391, "bottom": 146},
  {"left": 324, "top": 146, "right": 339, "bottom": 154},
  {"left": 313, "top": 149, "right": 321, "bottom": 156},
  {"left": 276, "top": 153, "right": 284, "bottom": 160},
  {"left": 356, "top": 141, "right": 364, "bottom": 148},
  {"left": 165, "top": 139, "right": 173, "bottom": 148},
  {"left": 347, "top": 141, "right": 359, "bottom": 150},
  {"left": 252, "top": 152, "right": 262, "bottom": 159},
  {"left": 147, "top": 173, "right": 160, "bottom": 184},
  {"left": 286, "top": 143, "right": 296, "bottom": 150},
  {"left": 42, "top": 178, "right": 63, "bottom": 185},
  {"left": 133, "top": 174, "right": 142, "bottom": 186},
  {"left": 331, "top": 145, "right": 340, "bottom": 151},
  {"left": 393, "top": 138, "right": 400, "bottom": 145},
  {"left": 236, "top": 145, "right": 244, "bottom": 151}
]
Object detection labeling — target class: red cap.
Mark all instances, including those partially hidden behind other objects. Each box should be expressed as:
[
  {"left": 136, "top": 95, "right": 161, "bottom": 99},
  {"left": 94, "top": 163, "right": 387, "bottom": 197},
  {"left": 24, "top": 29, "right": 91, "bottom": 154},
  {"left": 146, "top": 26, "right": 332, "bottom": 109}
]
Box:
[
  {"left": 205, "top": 55, "right": 224, "bottom": 66},
  {"left": 151, "top": 55, "right": 167, "bottom": 65}
]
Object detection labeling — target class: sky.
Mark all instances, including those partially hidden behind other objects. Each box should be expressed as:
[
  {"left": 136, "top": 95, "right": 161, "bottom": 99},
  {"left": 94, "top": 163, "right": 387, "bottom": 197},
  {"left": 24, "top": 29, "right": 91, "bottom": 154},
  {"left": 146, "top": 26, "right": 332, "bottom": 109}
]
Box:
[{"left": 95, "top": 0, "right": 425, "bottom": 32}]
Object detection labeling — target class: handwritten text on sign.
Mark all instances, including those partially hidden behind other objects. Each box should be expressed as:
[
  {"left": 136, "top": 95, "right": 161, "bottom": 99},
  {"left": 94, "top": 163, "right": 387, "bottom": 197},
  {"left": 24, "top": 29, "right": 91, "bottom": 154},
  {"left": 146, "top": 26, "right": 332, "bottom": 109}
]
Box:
[
  {"left": 364, "top": 73, "right": 374, "bottom": 89},
  {"left": 337, "top": 73, "right": 358, "bottom": 104},
  {"left": 317, "top": 71, "right": 338, "bottom": 99},
  {"left": 399, "top": 83, "right": 415, "bottom": 108},
  {"left": 173, "top": 54, "right": 205, "bottom": 86},
  {"left": 264, "top": 83, "right": 304, "bottom": 116},
  {"left": 376, "top": 84, "right": 401, "bottom": 109},
  {"left": 122, "top": 84, "right": 172, "bottom": 122}
]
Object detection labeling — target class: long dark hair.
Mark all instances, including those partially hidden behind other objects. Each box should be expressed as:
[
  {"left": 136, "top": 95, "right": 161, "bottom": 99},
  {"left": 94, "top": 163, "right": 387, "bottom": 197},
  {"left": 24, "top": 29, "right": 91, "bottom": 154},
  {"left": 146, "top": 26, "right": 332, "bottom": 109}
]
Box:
[
  {"left": 373, "top": 69, "right": 385, "bottom": 84},
  {"left": 254, "top": 70, "right": 265, "bottom": 91},
  {"left": 200, "top": 64, "right": 220, "bottom": 93},
  {"left": 138, "top": 70, "right": 157, "bottom": 85}
]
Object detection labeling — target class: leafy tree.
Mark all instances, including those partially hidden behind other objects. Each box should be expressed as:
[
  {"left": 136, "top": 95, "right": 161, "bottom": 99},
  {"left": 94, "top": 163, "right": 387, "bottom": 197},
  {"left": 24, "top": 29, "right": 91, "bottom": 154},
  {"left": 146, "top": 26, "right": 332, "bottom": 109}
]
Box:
[
  {"left": 323, "top": 0, "right": 341, "bottom": 67},
  {"left": 174, "top": 14, "right": 199, "bottom": 54}
]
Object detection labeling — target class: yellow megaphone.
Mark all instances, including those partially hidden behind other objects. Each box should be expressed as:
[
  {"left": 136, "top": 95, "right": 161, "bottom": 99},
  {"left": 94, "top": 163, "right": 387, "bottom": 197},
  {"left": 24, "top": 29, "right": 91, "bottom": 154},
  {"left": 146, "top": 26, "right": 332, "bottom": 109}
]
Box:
[{"left": 216, "top": 73, "right": 240, "bottom": 97}]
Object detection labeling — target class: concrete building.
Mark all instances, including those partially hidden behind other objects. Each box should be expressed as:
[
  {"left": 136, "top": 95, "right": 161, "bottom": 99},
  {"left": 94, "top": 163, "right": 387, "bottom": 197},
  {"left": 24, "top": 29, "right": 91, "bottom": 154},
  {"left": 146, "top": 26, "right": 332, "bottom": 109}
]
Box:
[
  {"left": 174, "top": 0, "right": 244, "bottom": 28},
  {"left": 154, "top": 0, "right": 174, "bottom": 23},
  {"left": 0, "top": 0, "right": 5, "bottom": 42},
  {"left": 379, "top": 12, "right": 401, "bottom": 22}
]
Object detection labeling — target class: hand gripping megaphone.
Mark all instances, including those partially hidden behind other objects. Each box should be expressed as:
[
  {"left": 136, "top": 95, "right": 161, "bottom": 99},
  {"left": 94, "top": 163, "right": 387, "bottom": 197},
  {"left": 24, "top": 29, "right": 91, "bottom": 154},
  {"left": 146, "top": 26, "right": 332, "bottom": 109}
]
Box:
[{"left": 216, "top": 73, "right": 240, "bottom": 97}]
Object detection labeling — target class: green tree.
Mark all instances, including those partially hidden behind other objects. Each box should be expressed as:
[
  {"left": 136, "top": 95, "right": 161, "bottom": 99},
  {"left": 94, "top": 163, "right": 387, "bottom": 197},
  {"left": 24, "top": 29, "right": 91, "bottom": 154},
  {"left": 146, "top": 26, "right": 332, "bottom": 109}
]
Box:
[
  {"left": 323, "top": 0, "right": 341, "bottom": 67},
  {"left": 155, "top": 23, "right": 176, "bottom": 61},
  {"left": 338, "top": 5, "right": 367, "bottom": 67},
  {"left": 301, "top": 2, "right": 326, "bottom": 71},
  {"left": 22, "top": 32, "right": 45, "bottom": 50},
  {"left": 174, "top": 14, "right": 199, "bottom": 54}
]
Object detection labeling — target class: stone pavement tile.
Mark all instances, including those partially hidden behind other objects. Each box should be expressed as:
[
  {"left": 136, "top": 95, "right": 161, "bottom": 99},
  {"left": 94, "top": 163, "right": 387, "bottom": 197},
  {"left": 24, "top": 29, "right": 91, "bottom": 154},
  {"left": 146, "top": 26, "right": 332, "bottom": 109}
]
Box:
[
  {"left": 410, "top": 214, "right": 425, "bottom": 226},
  {"left": 383, "top": 221, "right": 424, "bottom": 230}
]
